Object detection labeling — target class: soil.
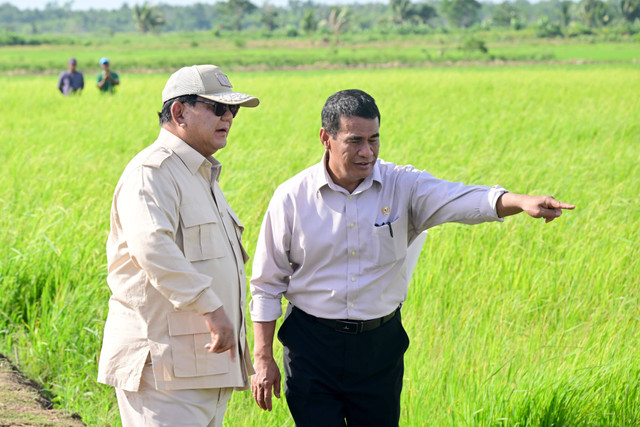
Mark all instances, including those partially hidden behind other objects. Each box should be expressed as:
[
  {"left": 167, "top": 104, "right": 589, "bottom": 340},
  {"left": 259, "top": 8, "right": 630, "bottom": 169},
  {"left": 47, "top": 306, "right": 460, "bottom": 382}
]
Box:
[{"left": 0, "top": 354, "right": 85, "bottom": 427}]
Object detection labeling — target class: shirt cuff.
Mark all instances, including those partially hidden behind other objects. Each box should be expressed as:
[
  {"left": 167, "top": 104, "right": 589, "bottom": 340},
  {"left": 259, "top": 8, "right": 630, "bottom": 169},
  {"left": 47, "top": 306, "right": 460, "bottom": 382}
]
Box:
[
  {"left": 487, "top": 185, "right": 508, "bottom": 221},
  {"left": 249, "top": 296, "right": 283, "bottom": 322},
  {"left": 187, "top": 287, "right": 223, "bottom": 315}
]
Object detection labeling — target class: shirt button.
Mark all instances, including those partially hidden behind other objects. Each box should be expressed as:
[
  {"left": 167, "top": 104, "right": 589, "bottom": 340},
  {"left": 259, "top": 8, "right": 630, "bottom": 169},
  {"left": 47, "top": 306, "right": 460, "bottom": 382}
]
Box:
[
  {"left": 351, "top": 250, "right": 356, "bottom": 256},
  {"left": 350, "top": 304, "right": 354, "bottom": 308},
  {"left": 350, "top": 223, "right": 355, "bottom": 228},
  {"left": 348, "top": 196, "right": 352, "bottom": 200},
  {"left": 351, "top": 277, "right": 355, "bottom": 282}
]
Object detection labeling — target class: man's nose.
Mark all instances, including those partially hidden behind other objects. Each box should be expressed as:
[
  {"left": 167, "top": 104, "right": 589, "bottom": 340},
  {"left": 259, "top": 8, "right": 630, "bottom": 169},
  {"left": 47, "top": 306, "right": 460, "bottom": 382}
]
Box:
[
  {"left": 221, "top": 108, "right": 234, "bottom": 121},
  {"left": 358, "top": 143, "right": 374, "bottom": 157}
]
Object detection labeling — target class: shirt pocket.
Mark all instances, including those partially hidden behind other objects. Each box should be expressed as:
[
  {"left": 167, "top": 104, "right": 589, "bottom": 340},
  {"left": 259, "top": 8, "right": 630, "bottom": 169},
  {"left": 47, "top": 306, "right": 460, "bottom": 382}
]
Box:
[
  {"left": 180, "top": 203, "right": 228, "bottom": 261},
  {"left": 167, "top": 311, "right": 230, "bottom": 378},
  {"left": 372, "top": 218, "right": 407, "bottom": 266}
]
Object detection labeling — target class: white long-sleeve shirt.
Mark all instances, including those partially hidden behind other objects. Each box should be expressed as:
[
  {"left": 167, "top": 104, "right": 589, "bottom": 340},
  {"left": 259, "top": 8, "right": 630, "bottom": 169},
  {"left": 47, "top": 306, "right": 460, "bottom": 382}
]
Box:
[{"left": 249, "top": 154, "right": 507, "bottom": 322}]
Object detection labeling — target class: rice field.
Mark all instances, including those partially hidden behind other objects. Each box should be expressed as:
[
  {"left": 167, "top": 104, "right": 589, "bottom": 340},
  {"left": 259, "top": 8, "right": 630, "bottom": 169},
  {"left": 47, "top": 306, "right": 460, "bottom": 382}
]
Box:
[{"left": 0, "top": 63, "right": 638, "bottom": 426}]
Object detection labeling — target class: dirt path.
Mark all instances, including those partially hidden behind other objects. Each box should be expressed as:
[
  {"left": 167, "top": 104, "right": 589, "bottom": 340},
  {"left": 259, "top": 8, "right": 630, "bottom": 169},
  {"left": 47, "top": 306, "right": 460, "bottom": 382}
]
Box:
[{"left": 0, "top": 354, "right": 85, "bottom": 427}]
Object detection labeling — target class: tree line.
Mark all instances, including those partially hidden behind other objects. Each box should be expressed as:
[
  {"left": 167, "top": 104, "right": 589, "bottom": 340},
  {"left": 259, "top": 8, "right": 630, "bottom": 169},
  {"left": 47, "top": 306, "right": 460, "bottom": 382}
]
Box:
[{"left": 0, "top": 0, "right": 638, "bottom": 42}]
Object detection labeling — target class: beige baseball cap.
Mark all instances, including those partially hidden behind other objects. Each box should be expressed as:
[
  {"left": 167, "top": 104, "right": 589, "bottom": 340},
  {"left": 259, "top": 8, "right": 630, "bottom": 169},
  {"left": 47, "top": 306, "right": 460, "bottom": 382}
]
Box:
[{"left": 162, "top": 64, "right": 259, "bottom": 107}]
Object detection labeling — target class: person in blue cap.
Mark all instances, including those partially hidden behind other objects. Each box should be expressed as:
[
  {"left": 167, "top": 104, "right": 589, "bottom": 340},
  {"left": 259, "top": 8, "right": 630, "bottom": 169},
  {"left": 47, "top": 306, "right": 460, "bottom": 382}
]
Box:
[{"left": 96, "top": 57, "right": 119, "bottom": 94}]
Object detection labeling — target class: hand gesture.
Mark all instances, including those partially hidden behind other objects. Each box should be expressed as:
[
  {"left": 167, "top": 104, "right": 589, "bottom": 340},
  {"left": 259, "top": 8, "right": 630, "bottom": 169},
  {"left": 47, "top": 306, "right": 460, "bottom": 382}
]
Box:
[{"left": 520, "top": 195, "right": 575, "bottom": 223}]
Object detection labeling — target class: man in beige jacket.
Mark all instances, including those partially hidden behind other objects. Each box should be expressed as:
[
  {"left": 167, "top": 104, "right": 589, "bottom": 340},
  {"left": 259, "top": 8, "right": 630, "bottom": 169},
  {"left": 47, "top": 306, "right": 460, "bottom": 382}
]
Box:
[{"left": 98, "top": 65, "right": 259, "bottom": 426}]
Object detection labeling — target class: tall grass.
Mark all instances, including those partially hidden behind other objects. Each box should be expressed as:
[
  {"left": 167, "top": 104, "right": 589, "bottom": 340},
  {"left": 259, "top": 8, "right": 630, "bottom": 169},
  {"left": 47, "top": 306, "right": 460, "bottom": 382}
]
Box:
[{"left": 0, "top": 64, "right": 638, "bottom": 426}]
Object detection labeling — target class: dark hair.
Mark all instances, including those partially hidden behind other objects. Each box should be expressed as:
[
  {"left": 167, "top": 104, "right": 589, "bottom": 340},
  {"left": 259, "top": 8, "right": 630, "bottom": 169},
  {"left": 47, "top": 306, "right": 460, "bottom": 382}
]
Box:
[
  {"left": 321, "top": 89, "right": 381, "bottom": 136},
  {"left": 158, "top": 95, "right": 198, "bottom": 125}
]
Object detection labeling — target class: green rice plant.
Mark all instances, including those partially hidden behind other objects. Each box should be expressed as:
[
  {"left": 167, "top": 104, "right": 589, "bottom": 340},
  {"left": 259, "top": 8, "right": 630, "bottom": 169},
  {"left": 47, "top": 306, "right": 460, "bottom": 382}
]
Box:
[
  {"left": 1, "top": 38, "right": 639, "bottom": 74},
  {"left": 0, "top": 64, "right": 638, "bottom": 426}
]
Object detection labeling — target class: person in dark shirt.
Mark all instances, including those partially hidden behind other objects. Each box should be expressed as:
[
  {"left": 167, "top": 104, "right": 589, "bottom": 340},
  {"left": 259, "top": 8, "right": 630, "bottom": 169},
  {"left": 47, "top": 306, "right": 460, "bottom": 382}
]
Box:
[{"left": 57, "top": 58, "right": 84, "bottom": 96}]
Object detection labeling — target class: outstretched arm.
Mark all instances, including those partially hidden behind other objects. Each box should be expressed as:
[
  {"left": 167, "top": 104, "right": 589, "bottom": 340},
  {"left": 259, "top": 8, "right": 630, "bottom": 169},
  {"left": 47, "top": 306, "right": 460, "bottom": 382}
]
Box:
[{"left": 496, "top": 193, "right": 575, "bottom": 223}]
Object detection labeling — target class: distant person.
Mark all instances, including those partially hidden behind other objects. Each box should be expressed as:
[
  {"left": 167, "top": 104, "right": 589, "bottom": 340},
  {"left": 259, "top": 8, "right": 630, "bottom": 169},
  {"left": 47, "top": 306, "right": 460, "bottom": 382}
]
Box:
[
  {"left": 57, "top": 58, "right": 84, "bottom": 96},
  {"left": 97, "top": 64, "right": 259, "bottom": 426},
  {"left": 249, "top": 89, "right": 575, "bottom": 426},
  {"left": 96, "top": 57, "right": 119, "bottom": 94}
]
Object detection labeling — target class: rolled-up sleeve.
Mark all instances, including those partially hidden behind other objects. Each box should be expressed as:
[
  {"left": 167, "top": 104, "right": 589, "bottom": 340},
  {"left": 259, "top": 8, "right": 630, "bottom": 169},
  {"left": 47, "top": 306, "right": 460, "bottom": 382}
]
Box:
[
  {"left": 115, "top": 165, "right": 223, "bottom": 315},
  {"left": 249, "top": 190, "right": 294, "bottom": 322}
]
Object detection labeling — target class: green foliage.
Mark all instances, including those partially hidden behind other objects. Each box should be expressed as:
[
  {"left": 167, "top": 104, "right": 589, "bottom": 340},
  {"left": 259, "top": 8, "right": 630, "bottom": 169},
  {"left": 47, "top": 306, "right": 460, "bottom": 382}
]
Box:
[
  {"left": 319, "top": 6, "right": 351, "bottom": 45},
  {"left": 260, "top": 3, "right": 279, "bottom": 31},
  {"left": 301, "top": 9, "right": 318, "bottom": 39},
  {"left": 560, "top": 0, "right": 573, "bottom": 27},
  {"left": 491, "top": 1, "right": 522, "bottom": 27},
  {"left": 621, "top": 0, "right": 640, "bottom": 23},
  {"left": 232, "top": 37, "right": 247, "bottom": 48},
  {"left": 0, "top": 0, "right": 637, "bottom": 38},
  {"left": 566, "top": 20, "right": 596, "bottom": 36},
  {"left": 390, "top": 0, "right": 439, "bottom": 25},
  {"left": 536, "top": 16, "right": 564, "bottom": 38},
  {"left": 442, "top": 0, "right": 482, "bottom": 28},
  {"left": 579, "top": 0, "right": 614, "bottom": 27},
  {"left": 412, "top": 3, "right": 438, "bottom": 24},
  {"left": 285, "top": 25, "right": 300, "bottom": 37},
  {"left": 391, "top": 0, "right": 414, "bottom": 23},
  {"left": 221, "top": 0, "right": 258, "bottom": 31},
  {"left": 460, "top": 35, "right": 488, "bottom": 52},
  {"left": 133, "top": 2, "right": 165, "bottom": 34}
]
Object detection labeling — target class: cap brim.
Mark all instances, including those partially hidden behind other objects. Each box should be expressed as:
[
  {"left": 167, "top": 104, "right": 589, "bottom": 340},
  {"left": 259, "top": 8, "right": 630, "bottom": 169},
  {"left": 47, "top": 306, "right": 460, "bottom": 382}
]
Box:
[{"left": 201, "top": 91, "right": 259, "bottom": 107}]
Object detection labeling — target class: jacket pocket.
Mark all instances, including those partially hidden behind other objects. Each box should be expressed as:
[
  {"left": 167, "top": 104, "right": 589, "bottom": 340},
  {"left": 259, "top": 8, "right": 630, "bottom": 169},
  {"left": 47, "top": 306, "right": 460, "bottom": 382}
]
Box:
[
  {"left": 168, "top": 311, "right": 230, "bottom": 378},
  {"left": 180, "top": 203, "right": 228, "bottom": 261}
]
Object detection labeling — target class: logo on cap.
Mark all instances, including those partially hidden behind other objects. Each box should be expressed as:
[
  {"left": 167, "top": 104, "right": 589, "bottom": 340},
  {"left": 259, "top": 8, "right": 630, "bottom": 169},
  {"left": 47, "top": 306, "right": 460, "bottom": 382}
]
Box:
[{"left": 216, "top": 73, "right": 232, "bottom": 88}]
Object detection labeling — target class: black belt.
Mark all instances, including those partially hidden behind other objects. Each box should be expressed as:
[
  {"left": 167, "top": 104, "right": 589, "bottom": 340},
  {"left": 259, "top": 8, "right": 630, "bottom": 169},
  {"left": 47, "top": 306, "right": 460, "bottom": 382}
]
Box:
[{"left": 295, "top": 306, "right": 398, "bottom": 334}]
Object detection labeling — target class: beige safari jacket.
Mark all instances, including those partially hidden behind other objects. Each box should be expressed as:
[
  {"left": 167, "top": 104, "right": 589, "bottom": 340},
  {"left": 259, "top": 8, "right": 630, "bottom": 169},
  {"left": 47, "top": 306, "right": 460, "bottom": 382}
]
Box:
[{"left": 98, "top": 128, "right": 254, "bottom": 392}]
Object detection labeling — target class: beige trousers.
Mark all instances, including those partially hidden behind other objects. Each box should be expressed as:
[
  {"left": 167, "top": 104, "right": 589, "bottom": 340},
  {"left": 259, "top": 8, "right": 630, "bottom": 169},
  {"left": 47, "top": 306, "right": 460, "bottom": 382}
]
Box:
[{"left": 115, "top": 362, "right": 233, "bottom": 427}]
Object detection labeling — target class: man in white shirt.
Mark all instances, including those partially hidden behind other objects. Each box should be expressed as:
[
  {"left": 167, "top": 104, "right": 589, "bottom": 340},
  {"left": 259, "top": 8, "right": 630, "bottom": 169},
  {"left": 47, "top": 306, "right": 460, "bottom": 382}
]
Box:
[
  {"left": 249, "top": 89, "right": 574, "bottom": 426},
  {"left": 98, "top": 65, "right": 258, "bottom": 426}
]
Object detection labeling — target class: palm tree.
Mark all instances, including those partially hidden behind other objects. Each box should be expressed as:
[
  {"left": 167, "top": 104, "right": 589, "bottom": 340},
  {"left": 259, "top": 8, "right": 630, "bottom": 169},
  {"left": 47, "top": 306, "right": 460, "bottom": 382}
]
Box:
[
  {"left": 321, "top": 6, "right": 350, "bottom": 45},
  {"left": 621, "top": 0, "right": 640, "bottom": 23},
  {"left": 133, "top": 2, "right": 165, "bottom": 34}
]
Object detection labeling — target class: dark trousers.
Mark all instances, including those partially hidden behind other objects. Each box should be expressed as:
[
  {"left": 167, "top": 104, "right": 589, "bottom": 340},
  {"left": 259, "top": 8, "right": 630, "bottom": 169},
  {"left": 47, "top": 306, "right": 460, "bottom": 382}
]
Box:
[{"left": 278, "top": 306, "right": 410, "bottom": 427}]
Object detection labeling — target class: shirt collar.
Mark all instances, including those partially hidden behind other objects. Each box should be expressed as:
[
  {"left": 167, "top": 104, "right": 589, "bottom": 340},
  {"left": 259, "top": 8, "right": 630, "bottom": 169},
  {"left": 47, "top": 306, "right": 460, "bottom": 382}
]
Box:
[
  {"left": 157, "top": 128, "right": 221, "bottom": 180},
  {"left": 315, "top": 151, "right": 381, "bottom": 195}
]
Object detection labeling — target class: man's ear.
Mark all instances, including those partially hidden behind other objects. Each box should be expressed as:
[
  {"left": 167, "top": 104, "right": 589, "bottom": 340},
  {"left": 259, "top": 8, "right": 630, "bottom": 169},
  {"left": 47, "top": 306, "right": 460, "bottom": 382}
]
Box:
[
  {"left": 171, "top": 101, "right": 187, "bottom": 128},
  {"left": 319, "top": 128, "right": 331, "bottom": 150}
]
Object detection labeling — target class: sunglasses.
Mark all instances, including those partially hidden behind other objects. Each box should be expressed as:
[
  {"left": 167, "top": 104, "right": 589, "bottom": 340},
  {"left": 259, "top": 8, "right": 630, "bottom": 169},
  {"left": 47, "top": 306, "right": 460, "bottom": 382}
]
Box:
[{"left": 194, "top": 99, "right": 239, "bottom": 118}]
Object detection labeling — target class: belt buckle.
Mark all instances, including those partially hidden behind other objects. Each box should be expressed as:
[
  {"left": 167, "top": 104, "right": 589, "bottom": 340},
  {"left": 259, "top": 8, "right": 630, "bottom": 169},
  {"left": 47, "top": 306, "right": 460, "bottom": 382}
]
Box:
[{"left": 336, "top": 320, "right": 359, "bottom": 334}]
